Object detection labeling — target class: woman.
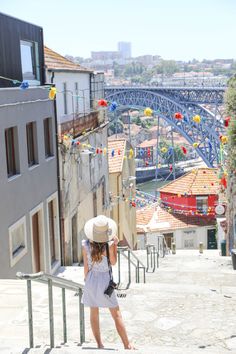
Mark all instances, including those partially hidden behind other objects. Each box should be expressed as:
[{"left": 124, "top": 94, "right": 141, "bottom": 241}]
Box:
[{"left": 82, "top": 215, "right": 134, "bottom": 350}]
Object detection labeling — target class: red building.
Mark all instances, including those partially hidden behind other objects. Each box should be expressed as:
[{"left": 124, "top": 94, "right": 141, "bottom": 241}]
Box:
[{"left": 158, "top": 168, "right": 219, "bottom": 218}]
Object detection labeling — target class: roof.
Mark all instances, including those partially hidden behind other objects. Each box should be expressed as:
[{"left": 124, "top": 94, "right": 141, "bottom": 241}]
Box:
[
  {"left": 138, "top": 139, "right": 157, "bottom": 148},
  {"left": 159, "top": 168, "right": 219, "bottom": 195},
  {"left": 108, "top": 139, "right": 126, "bottom": 174},
  {"left": 44, "top": 46, "right": 92, "bottom": 73},
  {"left": 136, "top": 205, "right": 216, "bottom": 233},
  {"left": 136, "top": 206, "right": 155, "bottom": 226}
]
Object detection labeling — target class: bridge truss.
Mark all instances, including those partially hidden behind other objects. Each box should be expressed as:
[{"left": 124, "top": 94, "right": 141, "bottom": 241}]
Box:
[{"left": 105, "top": 87, "right": 226, "bottom": 167}]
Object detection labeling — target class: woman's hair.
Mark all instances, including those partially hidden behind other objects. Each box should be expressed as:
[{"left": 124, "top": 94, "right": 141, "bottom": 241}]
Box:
[{"left": 90, "top": 241, "right": 107, "bottom": 263}]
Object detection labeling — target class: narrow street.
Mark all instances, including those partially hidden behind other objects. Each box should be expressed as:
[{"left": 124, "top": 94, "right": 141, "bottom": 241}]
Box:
[{"left": 83, "top": 250, "right": 236, "bottom": 353}]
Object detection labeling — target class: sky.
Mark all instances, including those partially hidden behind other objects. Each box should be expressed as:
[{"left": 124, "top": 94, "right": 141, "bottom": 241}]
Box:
[{"left": 0, "top": 0, "right": 235, "bottom": 61}]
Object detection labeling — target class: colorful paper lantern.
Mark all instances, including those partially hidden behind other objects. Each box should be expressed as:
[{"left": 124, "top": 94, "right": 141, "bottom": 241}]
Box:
[
  {"left": 145, "top": 161, "right": 149, "bottom": 166},
  {"left": 161, "top": 147, "right": 167, "bottom": 153},
  {"left": 129, "top": 149, "right": 134, "bottom": 159},
  {"left": 169, "top": 164, "right": 173, "bottom": 172},
  {"left": 98, "top": 99, "right": 108, "bottom": 107},
  {"left": 192, "top": 115, "right": 201, "bottom": 123},
  {"left": 111, "top": 149, "right": 115, "bottom": 157},
  {"left": 220, "top": 135, "right": 228, "bottom": 144},
  {"left": 103, "top": 147, "right": 107, "bottom": 155},
  {"left": 224, "top": 116, "right": 231, "bottom": 127},
  {"left": 174, "top": 112, "right": 183, "bottom": 120},
  {"left": 181, "top": 146, "right": 187, "bottom": 154},
  {"left": 147, "top": 148, "right": 151, "bottom": 157},
  {"left": 109, "top": 101, "right": 118, "bottom": 112},
  {"left": 20, "top": 81, "right": 29, "bottom": 90},
  {"left": 49, "top": 87, "right": 57, "bottom": 99},
  {"left": 144, "top": 107, "right": 153, "bottom": 116},
  {"left": 192, "top": 142, "right": 199, "bottom": 148}
]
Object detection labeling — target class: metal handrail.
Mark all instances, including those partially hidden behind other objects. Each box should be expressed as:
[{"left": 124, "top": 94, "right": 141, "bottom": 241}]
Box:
[
  {"left": 146, "top": 244, "right": 159, "bottom": 272},
  {"left": 117, "top": 247, "right": 146, "bottom": 288},
  {"left": 16, "top": 271, "right": 85, "bottom": 349}
]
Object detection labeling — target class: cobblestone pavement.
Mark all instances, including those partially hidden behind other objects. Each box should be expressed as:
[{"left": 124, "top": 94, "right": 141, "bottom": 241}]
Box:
[
  {"left": 0, "top": 250, "right": 236, "bottom": 353},
  {"left": 83, "top": 250, "right": 236, "bottom": 353}
]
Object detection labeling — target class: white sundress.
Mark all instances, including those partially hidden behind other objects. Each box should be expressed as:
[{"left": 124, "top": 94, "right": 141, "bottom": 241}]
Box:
[{"left": 81, "top": 239, "right": 118, "bottom": 308}]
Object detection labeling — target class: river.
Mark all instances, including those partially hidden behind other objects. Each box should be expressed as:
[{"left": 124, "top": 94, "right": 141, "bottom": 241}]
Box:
[{"left": 137, "top": 179, "right": 170, "bottom": 196}]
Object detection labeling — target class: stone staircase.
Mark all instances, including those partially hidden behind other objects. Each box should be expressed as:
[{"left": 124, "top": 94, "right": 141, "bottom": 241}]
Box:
[{"left": 0, "top": 250, "right": 236, "bottom": 354}]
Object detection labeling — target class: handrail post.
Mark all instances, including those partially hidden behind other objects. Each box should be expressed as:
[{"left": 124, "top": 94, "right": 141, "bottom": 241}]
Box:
[
  {"left": 150, "top": 248, "right": 153, "bottom": 269},
  {"left": 156, "top": 249, "right": 159, "bottom": 268},
  {"left": 118, "top": 249, "right": 121, "bottom": 285},
  {"left": 146, "top": 246, "right": 149, "bottom": 271},
  {"left": 79, "top": 288, "right": 85, "bottom": 344},
  {"left": 137, "top": 261, "right": 140, "bottom": 283},
  {"left": 27, "top": 279, "right": 34, "bottom": 348},
  {"left": 62, "top": 288, "right": 67, "bottom": 343},
  {"left": 48, "top": 279, "right": 54, "bottom": 348},
  {"left": 152, "top": 247, "right": 156, "bottom": 271},
  {"left": 128, "top": 250, "right": 131, "bottom": 285},
  {"left": 143, "top": 267, "right": 146, "bottom": 283}
]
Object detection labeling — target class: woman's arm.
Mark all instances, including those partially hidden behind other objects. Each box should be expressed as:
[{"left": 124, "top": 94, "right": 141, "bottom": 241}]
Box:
[
  {"left": 109, "top": 236, "right": 119, "bottom": 265},
  {"left": 82, "top": 246, "right": 89, "bottom": 279}
]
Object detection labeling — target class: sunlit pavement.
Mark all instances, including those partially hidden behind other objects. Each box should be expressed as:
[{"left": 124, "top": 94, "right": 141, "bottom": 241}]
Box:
[{"left": 0, "top": 250, "right": 236, "bottom": 353}]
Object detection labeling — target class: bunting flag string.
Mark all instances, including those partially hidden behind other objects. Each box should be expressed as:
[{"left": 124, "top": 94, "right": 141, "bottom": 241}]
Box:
[{"left": 110, "top": 189, "right": 217, "bottom": 216}]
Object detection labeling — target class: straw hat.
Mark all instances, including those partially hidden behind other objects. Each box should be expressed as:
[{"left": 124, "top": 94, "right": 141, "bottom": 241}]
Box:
[{"left": 84, "top": 215, "right": 117, "bottom": 243}]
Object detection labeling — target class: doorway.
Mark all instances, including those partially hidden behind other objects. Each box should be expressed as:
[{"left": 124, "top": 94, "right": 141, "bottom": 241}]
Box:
[
  {"left": 72, "top": 213, "right": 78, "bottom": 263},
  {"left": 164, "top": 233, "right": 174, "bottom": 248},
  {"left": 32, "top": 212, "right": 41, "bottom": 272},
  {"left": 207, "top": 229, "right": 217, "bottom": 249}
]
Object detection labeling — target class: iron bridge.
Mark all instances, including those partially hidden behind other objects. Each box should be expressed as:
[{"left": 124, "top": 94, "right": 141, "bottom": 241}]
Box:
[{"left": 105, "top": 86, "right": 226, "bottom": 167}]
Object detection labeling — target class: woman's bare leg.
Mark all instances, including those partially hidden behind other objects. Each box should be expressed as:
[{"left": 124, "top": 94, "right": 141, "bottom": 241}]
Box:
[
  {"left": 109, "top": 306, "right": 134, "bottom": 349},
  {"left": 90, "top": 307, "right": 104, "bottom": 348}
]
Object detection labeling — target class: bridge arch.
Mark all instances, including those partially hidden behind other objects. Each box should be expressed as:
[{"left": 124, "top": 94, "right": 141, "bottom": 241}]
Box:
[{"left": 105, "top": 89, "right": 224, "bottom": 167}]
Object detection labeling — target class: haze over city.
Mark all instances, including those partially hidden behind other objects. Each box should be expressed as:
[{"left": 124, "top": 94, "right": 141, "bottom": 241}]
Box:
[{"left": 0, "top": 0, "right": 235, "bottom": 61}]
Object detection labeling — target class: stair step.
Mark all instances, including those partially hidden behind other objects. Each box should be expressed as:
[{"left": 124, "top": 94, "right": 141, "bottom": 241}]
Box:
[{"left": 6, "top": 342, "right": 228, "bottom": 354}]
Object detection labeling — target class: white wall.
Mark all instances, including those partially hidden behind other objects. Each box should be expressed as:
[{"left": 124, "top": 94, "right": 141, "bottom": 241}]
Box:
[
  {"left": 46, "top": 71, "right": 91, "bottom": 123},
  {"left": 173, "top": 226, "right": 216, "bottom": 250}
]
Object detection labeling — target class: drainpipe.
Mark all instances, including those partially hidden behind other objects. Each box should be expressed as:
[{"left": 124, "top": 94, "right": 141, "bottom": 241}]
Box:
[
  {"left": 51, "top": 71, "right": 65, "bottom": 266},
  {"left": 117, "top": 173, "right": 121, "bottom": 240}
]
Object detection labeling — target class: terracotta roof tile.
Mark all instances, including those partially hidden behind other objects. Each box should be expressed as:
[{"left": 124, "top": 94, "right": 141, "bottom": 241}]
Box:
[
  {"left": 108, "top": 139, "right": 126, "bottom": 174},
  {"left": 159, "top": 168, "right": 219, "bottom": 195},
  {"left": 136, "top": 206, "right": 155, "bottom": 225},
  {"left": 136, "top": 205, "right": 215, "bottom": 233},
  {"left": 138, "top": 139, "right": 157, "bottom": 148},
  {"left": 44, "top": 46, "right": 92, "bottom": 72}
]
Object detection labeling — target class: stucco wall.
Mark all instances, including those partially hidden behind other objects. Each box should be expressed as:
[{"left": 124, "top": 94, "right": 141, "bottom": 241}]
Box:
[
  {"left": 60, "top": 124, "right": 110, "bottom": 264},
  {"left": 46, "top": 71, "right": 91, "bottom": 122},
  {"left": 109, "top": 141, "right": 137, "bottom": 248},
  {"left": 0, "top": 87, "right": 59, "bottom": 278}
]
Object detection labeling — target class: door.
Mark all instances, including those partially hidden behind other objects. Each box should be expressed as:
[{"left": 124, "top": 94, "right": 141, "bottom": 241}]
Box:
[
  {"left": 207, "top": 229, "right": 217, "bottom": 249},
  {"left": 164, "top": 233, "right": 173, "bottom": 248},
  {"left": 32, "top": 212, "right": 41, "bottom": 272},
  {"left": 72, "top": 213, "right": 78, "bottom": 263}
]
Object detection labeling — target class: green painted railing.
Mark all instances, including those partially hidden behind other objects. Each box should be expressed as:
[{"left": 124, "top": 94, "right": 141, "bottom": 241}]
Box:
[{"left": 16, "top": 271, "right": 85, "bottom": 349}]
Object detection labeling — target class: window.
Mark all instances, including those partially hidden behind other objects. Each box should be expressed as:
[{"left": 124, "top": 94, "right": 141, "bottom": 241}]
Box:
[
  {"left": 5, "top": 126, "right": 20, "bottom": 178},
  {"left": 43, "top": 118, "right": 54, "bottom": 158},
  {"left": 20, "top": 40, "right": 39, "bottom": 82},
  {"left": 48, "top": 200, "right": 56, "bottom": 265},
  {"left": 63, "top": 82, "right": 68, "bottom": 115},
  {"left": 9, "top": 216, "right": 27, "bottom": 267},
  {"left": 196, "top": 196, "right": 208, "bottom": 213},
  {"left": 26, "top": 122, "right": 38, "bottom": 167}
]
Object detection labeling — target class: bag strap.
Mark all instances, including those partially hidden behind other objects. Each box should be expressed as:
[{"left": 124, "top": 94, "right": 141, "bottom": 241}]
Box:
[{"left": 106, "top": 243, "right": 113, "bottom": 281}]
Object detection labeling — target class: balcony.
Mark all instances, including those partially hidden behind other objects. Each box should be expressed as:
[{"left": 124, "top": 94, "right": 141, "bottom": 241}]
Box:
[{"left": 60, "top": 110, "right": 105, "bottom": 138}]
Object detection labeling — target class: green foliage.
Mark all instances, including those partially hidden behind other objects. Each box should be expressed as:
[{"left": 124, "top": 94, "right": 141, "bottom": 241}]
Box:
[{"left": 225, "top": 76, "right": 236, "bottom": 170}]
